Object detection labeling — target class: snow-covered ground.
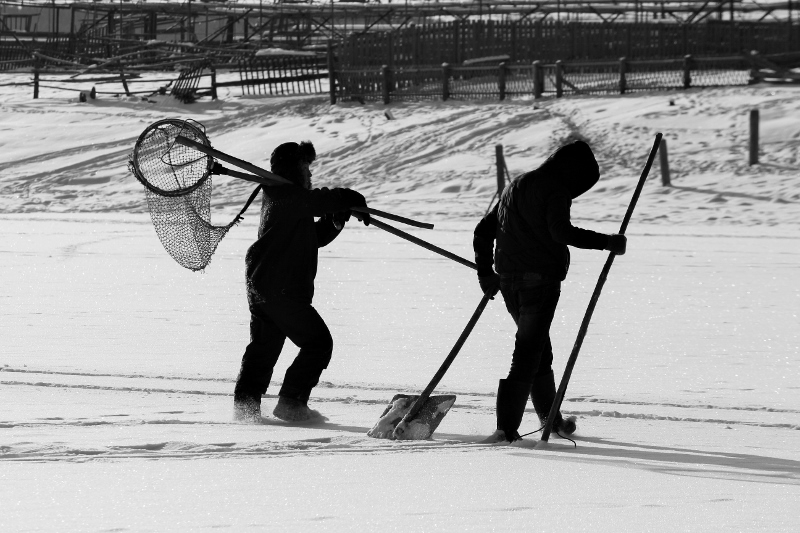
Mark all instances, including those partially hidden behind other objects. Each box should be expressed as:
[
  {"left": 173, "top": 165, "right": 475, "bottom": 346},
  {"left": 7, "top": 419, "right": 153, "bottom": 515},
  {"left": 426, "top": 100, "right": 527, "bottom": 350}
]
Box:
[{"left": 1, "top": 79, "right": 799, "bottom": 532}]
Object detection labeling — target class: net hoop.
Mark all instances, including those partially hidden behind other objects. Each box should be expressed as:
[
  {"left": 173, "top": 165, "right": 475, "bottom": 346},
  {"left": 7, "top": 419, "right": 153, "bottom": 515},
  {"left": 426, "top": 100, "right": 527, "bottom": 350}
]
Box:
[{"left": 130, "top": 118, "right": 214, "bottom": 198}]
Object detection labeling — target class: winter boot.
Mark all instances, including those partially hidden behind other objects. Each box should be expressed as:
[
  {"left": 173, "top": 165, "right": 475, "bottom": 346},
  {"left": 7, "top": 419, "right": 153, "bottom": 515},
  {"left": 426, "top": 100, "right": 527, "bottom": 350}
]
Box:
[
  {"left": 233, "top": 394, "right": 262, "bottom": 423},
  {"left": 557, "top": 415, "right": 578, "bottom": 436},
  {"left": 272, "top": 396, "right": 326, "bottom": 423},
  {"left": 530, "top": 371, "right": 577, "bottom": 436},
  {"left": 490, "top": 379, "right": 532, "bottom": 443}
]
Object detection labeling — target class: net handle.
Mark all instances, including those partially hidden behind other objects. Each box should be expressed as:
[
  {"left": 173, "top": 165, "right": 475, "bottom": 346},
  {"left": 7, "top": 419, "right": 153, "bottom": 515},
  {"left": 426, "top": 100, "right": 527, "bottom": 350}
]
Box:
[
  {"left": 175, "top": 135, "right": 291, "bottom": 186},
  {"left": 213, "top": 163, "right": 279, "bottom": 187},
  {"left": 179, "top": 135, "right": 434, "bottom": 230}
]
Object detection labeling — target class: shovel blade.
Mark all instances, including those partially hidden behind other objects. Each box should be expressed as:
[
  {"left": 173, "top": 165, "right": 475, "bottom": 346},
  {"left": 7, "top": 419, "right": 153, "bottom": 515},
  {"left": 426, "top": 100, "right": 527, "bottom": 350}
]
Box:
[{"left": 367, "top": 394, "right": 456, "bottom": 440}]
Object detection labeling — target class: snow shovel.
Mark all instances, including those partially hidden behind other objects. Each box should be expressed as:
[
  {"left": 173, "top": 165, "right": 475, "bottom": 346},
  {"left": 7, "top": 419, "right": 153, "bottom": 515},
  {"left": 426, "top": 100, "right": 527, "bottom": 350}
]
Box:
[{"left": 368, "top": 290, "right": 494, "bottom": 440}]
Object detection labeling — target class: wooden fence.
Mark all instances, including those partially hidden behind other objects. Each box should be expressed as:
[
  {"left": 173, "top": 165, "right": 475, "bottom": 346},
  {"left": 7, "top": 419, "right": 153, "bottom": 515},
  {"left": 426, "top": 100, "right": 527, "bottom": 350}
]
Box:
[
  {"left": 26, "top": 68, "right": 179, "bottom": 100},
  {"left": 0, "top": 38, "right": 256, "bottom": 73},
  {"left": 215, "top": 54, "right": 328, "bottom": 96},
  {"left": 0, "top": 42, "right": 33, "bottom": 71},
  {"left": 339, "top": 20, "right": 800, "bottom": 68},
  {"left": 333, "top": 53, "right": 776, "bottom": 104},
  {"left": 9, "top": 53, "right": 328, "bottom": 101},
  {"left": 171, "top": 61, "right": 217, "bottom": 103},
  {"left": 7, "top": 45, "right": 794, "bottom": 104}
]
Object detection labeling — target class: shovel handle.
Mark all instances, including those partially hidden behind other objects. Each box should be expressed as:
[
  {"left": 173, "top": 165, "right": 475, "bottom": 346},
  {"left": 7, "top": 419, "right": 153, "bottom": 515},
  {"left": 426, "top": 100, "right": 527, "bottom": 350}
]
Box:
[{"left": 400, "top": 291, "right": 494, "bottom": 426}]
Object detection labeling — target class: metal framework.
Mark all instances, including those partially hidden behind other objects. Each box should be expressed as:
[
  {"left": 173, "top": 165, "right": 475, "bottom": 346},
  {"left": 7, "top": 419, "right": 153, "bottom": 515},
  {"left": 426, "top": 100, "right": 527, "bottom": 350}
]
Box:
[{"left": 1, "top": 0, "right": 797, "bottom": 47}]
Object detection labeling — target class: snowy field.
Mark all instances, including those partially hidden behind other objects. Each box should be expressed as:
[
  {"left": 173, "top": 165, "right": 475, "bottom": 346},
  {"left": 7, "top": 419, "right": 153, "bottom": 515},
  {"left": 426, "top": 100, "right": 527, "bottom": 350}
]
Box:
[{"left": 1, "top": 80, "right": 799, "bottom": 532}]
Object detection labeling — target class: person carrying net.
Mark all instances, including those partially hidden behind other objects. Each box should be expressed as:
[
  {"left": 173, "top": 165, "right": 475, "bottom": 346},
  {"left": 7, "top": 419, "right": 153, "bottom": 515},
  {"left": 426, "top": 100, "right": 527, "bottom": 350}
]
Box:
[{"left": 233, "top": 141, "right": 370, "bottom": 423}]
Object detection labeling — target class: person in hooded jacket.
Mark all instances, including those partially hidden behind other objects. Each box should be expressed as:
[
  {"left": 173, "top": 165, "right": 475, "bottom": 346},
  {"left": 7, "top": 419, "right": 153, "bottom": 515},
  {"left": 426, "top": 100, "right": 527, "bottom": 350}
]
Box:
[
  {"left": 473, "top": 140, "right": 627, "bottom": 442},
  {"left": 233, "top": 140, "right": 370, "bottom": 423}
]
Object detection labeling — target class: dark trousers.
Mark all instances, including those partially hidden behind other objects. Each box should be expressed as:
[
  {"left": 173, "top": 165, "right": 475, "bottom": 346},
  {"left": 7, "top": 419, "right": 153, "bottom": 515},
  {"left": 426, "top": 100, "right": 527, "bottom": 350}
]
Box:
[
  {"left": 234, "top": 292, "right": 333, "bottom": 404},
  {"left": 499, "top": 274, "right": 561, "bottom": 385}
]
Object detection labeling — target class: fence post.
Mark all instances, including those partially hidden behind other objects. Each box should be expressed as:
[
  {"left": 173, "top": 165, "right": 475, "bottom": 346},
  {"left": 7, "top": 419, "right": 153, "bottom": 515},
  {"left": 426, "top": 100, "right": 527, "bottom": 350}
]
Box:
[
  {"left": 414, "top": 25, "right": 420, "bottom": 65},
  {"left": 532, "top": 60, "right": 543, "bottom": 98},
  {"left": 209, "top": 64, "right": 218, "bottom": 100},
  {"left": 442, "top": 62, "right": 451, "bottom": 101},
  {"left": 683, "top": 54, "right": 692, "bottom": 89},
  {"left": 619, "top": 56, "right": 627, "bottom": 94},
  {"left": 33, "top": 58, "right": 40, "bottom": 99},
  {"left": 748, "top": 50, "right": 761, "bottom": 84},
  {"left": 327, "top": 39, "right": 336, "bottom": 105},
  {"left": 498, "top": 62, "right": 507, "bottom": 101},
  {"left": 381, "top": 65, "right": 391, "bottom": 104},
  {"left": 69, "top": 5, "right": 76, "bottom": 42},
  {"left": 555, "top": 60, "right": 563, "bottom": 98},
  {"left": 108, "top": 8, "right": 116, "bottom": 38},
  {"left": 120, "top": 68, "right": 131, "bottom": 96},
  {"left": 658, "top": 138, "right": 671, "bottom": 186},
  {"left": 510, "top": 22, "right": 517, "bottom": 62},
  {"left": 225, "top": 16, "right": 235, "bottom": 44},
  {"left": 149, "top": 12, "right": 158, "bottom": 40},
  {"left": 495, "top": 144, "right": 506, "bottom": 196},
  {"left": 453, "top": 20, "right": 460, "bottom": 64},
  {"left": 749, "top": 109, "right": 759, "bottom": 165},
  {"left": 387, "top": 32, "right": 394, "bottom": 70}
]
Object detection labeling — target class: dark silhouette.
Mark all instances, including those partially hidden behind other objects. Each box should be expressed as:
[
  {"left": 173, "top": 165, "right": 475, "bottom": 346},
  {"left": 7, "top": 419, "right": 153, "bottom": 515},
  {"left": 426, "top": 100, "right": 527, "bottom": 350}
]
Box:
[
  {"left": 233, "top": 141, "right": 369, "bottom": 423},
  {"left": 473, "top": 140, "right": 627, "bottom": 442}
]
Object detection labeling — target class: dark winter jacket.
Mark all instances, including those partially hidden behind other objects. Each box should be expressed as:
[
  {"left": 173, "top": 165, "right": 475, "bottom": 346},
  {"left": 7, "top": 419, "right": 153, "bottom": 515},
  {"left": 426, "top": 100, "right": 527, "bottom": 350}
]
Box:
[
  {"left": 245, "top": 185, "right": 358, "bottom": 304},
  {"left": 473, "top": 141, "right": 610, "bottom": 281}
]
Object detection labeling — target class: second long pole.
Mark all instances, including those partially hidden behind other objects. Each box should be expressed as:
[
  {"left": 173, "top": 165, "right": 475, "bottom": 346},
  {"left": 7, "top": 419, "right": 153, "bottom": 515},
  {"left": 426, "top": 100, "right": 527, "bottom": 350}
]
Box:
[{"left": 539, "top": 133, "right": 663, "bottom": 444}]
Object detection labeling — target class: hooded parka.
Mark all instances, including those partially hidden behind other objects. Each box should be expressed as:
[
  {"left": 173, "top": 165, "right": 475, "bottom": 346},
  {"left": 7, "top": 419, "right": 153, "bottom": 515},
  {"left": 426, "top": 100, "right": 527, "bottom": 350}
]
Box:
[{"left": 474, "top": 140, "right": 610, "bottom": 280}]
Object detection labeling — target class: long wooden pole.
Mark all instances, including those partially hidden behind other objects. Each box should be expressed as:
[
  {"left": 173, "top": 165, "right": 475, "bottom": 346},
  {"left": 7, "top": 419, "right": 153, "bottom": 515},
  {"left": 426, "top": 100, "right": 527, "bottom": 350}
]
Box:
[
  {"left": 176, "top": 135, "right": 289, "bottom": 184},
  {"left": 356, "top": 216, "right": 475, "bottom": 269},
  {"left": 180, "top": 135, "right": 440, "bottom": 234},
  {"left": 540, "top": 133, "right": 662, "bottom": 443}
]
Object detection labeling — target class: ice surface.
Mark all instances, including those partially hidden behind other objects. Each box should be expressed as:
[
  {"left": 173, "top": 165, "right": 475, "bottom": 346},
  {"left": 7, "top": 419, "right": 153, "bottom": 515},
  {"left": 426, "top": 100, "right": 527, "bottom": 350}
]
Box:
[{"left": 1, "top": 81, "right": 799, "bottom": 532}]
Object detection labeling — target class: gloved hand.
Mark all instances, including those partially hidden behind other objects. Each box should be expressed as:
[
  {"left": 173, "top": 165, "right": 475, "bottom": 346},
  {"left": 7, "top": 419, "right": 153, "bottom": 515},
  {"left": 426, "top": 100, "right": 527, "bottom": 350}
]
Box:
[
  {"left": 327, "top": 210, "right": 351, "bottom": 230},
  {"left": 339, "top": 189, "right": 370, "bottom": 226},
  {"left": 478, "top": 272, "right": 501, "bottom": 299},
  {"left": 333, "top": 210, "right": 351, "bottom": 226},
  {"left": 340, "top": 188, "right": 367, "bottom": 209},
  {"left": 343, "top": 210, "right": 370, "bottom": 226},
  {"left": 606, "top": 234, "right": 627, "bottom": 255}
]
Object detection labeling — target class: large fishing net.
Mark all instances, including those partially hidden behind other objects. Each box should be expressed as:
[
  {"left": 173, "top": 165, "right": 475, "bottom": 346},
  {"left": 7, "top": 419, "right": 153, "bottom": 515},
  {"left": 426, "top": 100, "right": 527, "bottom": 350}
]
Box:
[{"left": 128, "top": 118, "right": 260, "bottom": 271}]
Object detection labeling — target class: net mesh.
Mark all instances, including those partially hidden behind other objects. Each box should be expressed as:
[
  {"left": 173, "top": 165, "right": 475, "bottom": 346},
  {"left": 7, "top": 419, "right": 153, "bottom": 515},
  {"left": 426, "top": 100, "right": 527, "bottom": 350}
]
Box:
[
  {"left": 132, "top": 119, "right": 213, "bottom": 197},
  {"left": 129, "top": 118, "right": 254, "bottom": 272}
]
